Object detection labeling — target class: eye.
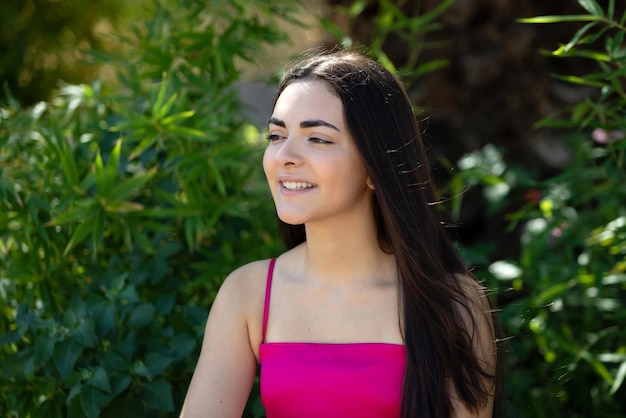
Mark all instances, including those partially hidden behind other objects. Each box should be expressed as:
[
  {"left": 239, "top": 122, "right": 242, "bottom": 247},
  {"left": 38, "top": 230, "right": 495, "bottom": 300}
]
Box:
[
  {"left": 266, "top": 133, "right": 285, "bottom": 142},
  {"left": 309, "top": 137, "right": 332, "bottom": 145}
]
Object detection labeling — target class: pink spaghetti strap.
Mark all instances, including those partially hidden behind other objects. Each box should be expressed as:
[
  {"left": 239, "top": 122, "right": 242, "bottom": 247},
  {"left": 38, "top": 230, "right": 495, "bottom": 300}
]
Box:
[{"left": 262, "top": 258, "right": 277, "bottom": 343}]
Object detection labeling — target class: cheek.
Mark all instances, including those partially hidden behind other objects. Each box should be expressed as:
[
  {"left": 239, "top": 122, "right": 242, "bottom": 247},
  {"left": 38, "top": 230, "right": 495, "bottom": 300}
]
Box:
[{"left": 262, "top": 147, "right": 273, "bottom": 179}]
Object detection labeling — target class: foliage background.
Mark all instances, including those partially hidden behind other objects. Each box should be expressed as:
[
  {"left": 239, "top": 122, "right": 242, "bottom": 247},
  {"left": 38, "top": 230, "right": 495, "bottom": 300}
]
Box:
[{"left": 1, "top": 0, "right": 625, "bottom": 417}]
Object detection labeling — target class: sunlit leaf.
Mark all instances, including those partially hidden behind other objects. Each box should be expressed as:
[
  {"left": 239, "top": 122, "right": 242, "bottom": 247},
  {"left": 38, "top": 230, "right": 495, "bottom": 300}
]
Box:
[
  {"left": 610, "top": 360, "right": 626, "bottom": 394},
  {"left": 518, "top": 15, "right": 603, "bottom": 23}
]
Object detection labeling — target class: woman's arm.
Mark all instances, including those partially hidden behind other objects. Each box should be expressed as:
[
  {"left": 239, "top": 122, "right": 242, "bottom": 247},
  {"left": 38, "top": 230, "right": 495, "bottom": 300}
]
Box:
[
  {"left": 180, "top": 263, "right": 264, "bottom": 418},
  {"left": 450, "top": 275, "right": 498, "bottom": 418}
]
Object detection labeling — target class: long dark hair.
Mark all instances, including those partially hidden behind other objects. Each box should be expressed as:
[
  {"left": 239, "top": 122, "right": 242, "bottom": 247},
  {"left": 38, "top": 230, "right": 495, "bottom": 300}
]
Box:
[{"left": 272, "top": 50, "right": 505, "bottom": 418}]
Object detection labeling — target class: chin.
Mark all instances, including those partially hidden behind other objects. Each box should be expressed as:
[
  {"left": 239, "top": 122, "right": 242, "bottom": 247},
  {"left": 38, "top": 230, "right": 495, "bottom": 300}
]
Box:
[
  {"left": 277, "top": 216, "right": 306, "bottom": 226},
  {"left": 276, "top": 211, "right": 308, "bottom": 226}
]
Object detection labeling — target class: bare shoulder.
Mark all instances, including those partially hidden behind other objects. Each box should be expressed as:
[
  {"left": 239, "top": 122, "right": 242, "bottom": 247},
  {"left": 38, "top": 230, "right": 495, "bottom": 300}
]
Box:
[
  {"left": 214, "top": 259, "right": 273, "bottom": 351},
  {"left": 180, "top": 259, "right": 273, "bottom": 417},
  {"left": 450, "top": 274, "right": 497, "bottom": 417},
  {"left": 451, "top": 273, "right": 497, "bottom": 358},
  {"left": 453, "top": 273, "right": 492, "bottom": 315},
  {"left": 220, "top": 259, "right": 272, "bottom": 296}
]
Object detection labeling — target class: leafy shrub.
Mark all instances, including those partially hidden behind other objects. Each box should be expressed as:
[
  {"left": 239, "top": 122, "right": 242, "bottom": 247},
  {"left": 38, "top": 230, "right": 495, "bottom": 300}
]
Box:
[
  {"left": 0, "top": 0, "right": 297, "bottom": 416},
  {"left": 450, "top": 1, "right": 626, "bottom": 416}
]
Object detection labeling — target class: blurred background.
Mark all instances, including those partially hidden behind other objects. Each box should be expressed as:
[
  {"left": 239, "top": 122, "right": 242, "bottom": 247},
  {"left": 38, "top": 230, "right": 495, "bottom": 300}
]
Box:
[{"left": 1, "top": 1, "right": 624, "bottom": 417}]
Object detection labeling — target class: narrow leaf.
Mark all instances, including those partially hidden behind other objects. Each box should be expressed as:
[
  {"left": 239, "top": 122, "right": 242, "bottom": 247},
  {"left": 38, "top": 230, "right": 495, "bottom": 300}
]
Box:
[
  {"left": 64, "top": 219, "right": 96, "bottom": 256},
  {"left": 610, "top": 360, "right": 626, "bottom": 394},
  {"left": 552, "top": 73, "right": 606, "bottom": 87},
  {"left": 211, "top": 164, "right": 227, "bottom": 197},
  {"left": 165, "top": 125, "right": 210, "bottom": 139},
  {"left": 104, "top": 200, "right": 144, "bottom": 213},
  {"left": 563, "top": 22, "right": 599, "bottom": 51},
  {"left": 105, "top": 139, "right": 122, "bottom": 187},
  {"left": 411, "top": 0, "right": 454, "bottom": 27},
  {"left": 518, "top": 15, "right": 603, "bottom": 23},
  {"left": 105, "top": 167, "right": 157, "bottom": 202},
  {"left": 157, "top": 92, "right": 179, "bottom": 120},
  {"left": 578, "top": 0, "right": 604, "bottom": 17},
  {"left": 151, "top": 72, "right": 169, "bottom": 118},
  {"left": 161, "top": 110, "right": 195, "bottom": 126},
  {"left": 94, "top": 152, "right": 107, "bottom": 194}
]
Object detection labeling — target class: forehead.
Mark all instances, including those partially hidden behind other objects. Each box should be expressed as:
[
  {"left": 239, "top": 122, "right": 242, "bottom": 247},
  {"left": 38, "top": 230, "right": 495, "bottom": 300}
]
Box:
[{"left": 272, "top": 80, "right": 344, "bottom": 124}]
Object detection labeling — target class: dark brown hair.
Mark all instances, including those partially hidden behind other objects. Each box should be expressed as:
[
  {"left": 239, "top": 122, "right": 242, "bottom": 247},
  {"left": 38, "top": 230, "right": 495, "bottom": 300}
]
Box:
[{"left": 272, "top": 49, "right": 505, "bottom": 418}]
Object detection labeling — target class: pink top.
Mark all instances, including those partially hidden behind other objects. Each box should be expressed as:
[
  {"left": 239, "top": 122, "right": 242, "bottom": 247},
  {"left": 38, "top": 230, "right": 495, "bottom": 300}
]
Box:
[{"left": 259, "top": 258, "right": 407, "bottom": 418}]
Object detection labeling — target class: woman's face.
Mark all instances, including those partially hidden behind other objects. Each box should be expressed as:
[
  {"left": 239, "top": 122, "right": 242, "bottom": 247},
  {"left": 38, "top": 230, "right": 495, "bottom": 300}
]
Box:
[{"left": 263, "top": 79, "right": 373, "bottom": 227}]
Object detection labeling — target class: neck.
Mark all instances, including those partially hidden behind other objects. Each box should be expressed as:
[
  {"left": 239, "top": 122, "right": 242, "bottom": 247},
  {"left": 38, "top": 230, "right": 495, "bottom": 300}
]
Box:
[{"left": 297, "top": 217, "right": 395, "bottom": 286}]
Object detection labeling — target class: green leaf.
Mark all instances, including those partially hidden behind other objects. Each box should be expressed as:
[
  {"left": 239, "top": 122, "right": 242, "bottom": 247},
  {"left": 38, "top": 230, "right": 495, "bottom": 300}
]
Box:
[
  {"left": 90, "top": 367, "right": 112, "bottom": 393},
  {"left": 151, "top": 72, "right": 169, "bottom": 119},
  {"left": 129, "top": 303, "right": 155, "bottom": 328},
  {"left": 211, "top": 163, "right": 227, "bottom": 197},
  {"left": 319, "top": 17, "right": 348, "bottom": 41},
  {"left": 610, "top": 360, "right": 626, "bottom": 394},
  {"left": 104, "top": 200, "right": 144, "bottom": 213},
  {"left": 80, "top": 386, "right": 108, "bottom": 418},
  {"left": 91, "top": 302, "right": 116, "bottom": 337},
  {"left": 128, "top": 135, "right": 158, "bottom": 160},
  {"left": 161, "top": 110, "right": 195, "bottom": 126},
  {"left": 110, "top": 376, "right": 132, "bottom": 397},
  {"left": 141, "top": 380, "right": 174, "bottom": 412},
  {"left": 165, "top": 125, "right": 211, "bottom": 139},
  {"left": 64, "top": 218, "right": 97, "bottom": 256},
  {"left": 105, "top": 166, "right": 157, "bottom": 202},
  {"left": 536, "top": 280, "right": 576, "bottom": 304},
  {"left": 518, "top": 15, "right": 603, "bottom": 23},
  {"left": 49, "top": 112, "right": 79, "bottom": 187},
  {"left": 347, "top": 0, "right": 366, "bottom": 17},
  {"left": 578, "top": 0, "right": 604, "bottom": 17},
  {"left": 95, "top": 152, "right": 107, "bottom": 194},
  {"left": 157, "top": 92, "right": 180, "bottom": 121},
  {"left": 168, "top": 333, "right": 196, "bottom": 359},
  {"left": 376, "top": 50, "right": 397, "bottom": 74},
  {"left": 54, "top": 339, "right": 83, "bottom": 380},
  {"left": 34, "top": 334, "right": 56, "bottom": 368},
  {"left": 73, "top": 320, "right": 98, "bottom": 348},
  {"left": 551, "top": 73, "right": 606, "bottom": 87},
  {"left": 562, "top": 21, "right": 599, "bottom": 51},
  {"left": 132, "top": 360, "right": 152, "bottom": 377},
  {"left": 105, "top": 139, "right": 122, "bottom": 187},
  {"left": 410, "top": 0, "right": 454, "bottom": 27},
  {"left": 415, "top": 59, "right": 449, "bottom": 76},
  {"left": 144, "top": 352, "right": 173, "bottom": 375},
  {"left": 47, "top": 199, "right": 98, "bottom": 226}
]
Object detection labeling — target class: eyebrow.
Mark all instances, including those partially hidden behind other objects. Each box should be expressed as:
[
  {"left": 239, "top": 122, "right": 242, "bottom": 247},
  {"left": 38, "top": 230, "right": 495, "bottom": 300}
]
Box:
[{"left": 268, "top": 117, "right": 340, "bottom": 132}]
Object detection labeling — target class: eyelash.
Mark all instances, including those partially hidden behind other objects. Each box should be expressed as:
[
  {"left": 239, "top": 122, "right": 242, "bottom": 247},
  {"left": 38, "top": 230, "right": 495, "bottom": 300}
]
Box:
[
  {"left": 266, "top": 134, "right": 282, "bottom": 142},
  {"left": 309, "top": 137, "right": 331, "bottom": 145}
]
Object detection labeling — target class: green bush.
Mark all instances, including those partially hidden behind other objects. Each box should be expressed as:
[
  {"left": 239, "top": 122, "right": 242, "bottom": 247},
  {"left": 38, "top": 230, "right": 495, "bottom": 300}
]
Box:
[
  {"left": 0, "top": 0, "right": 297, "bottom": 416},
  {"left": 449, "top": 1, "right": 626, "bottom": 416}
]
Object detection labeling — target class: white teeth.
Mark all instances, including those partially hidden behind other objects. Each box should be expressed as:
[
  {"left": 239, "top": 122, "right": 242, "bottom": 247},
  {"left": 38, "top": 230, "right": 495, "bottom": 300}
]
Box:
[{"left": 282, "top": 181, "right": 314, "bottom": 191}]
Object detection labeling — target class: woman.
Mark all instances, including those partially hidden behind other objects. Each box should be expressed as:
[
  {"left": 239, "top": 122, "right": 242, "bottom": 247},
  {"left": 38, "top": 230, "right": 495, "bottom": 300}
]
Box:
[{"left": 180, "top": 50, "right": 504, "bottom": 418}]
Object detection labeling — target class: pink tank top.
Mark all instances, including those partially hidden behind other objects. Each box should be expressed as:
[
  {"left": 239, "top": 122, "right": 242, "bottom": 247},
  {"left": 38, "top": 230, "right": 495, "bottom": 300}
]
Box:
[{"left": 259, "top": 258, "right": 407, "bottom": 418}]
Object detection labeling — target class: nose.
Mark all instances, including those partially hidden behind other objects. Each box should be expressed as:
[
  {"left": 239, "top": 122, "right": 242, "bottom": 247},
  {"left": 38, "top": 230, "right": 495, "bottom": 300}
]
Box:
[{"left": 274, "top": 136, "right": 303, "bottom": 167}]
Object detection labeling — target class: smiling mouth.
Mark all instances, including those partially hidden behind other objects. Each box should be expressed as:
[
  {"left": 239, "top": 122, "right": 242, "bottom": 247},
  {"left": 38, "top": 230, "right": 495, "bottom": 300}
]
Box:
[{"left": 281, "top": 181, "right": 316, "bottom": 191}]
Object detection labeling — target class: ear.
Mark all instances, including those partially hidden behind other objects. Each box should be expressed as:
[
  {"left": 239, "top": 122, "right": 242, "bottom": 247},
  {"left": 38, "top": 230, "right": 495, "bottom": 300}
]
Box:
[{"left": 366, "top": 177, "right": 375, "bottom": 190}]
